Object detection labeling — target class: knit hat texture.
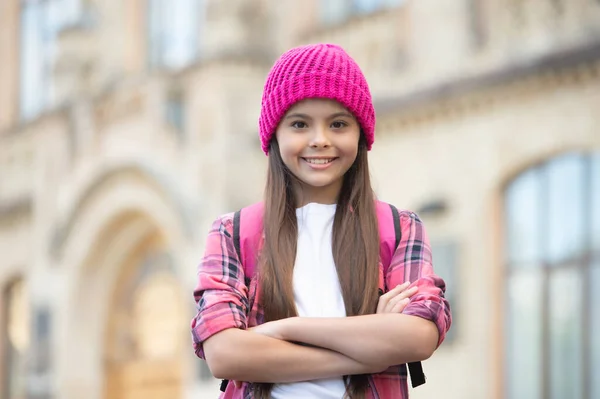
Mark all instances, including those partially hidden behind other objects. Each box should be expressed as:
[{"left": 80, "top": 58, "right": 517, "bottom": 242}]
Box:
[{"left": 258, "top": 43, "right": 375, "bottom": 154}]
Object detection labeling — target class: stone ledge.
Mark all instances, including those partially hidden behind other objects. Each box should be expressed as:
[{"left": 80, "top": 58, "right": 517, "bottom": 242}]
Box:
[{"left": 374, "top": 39, "right": 600, "bottom": 129}]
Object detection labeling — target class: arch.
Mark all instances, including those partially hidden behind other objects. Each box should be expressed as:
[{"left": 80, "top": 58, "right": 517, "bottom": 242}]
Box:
[
  {"left": 50, "top": 163, "right": 198, "bottom": 260},
  {"left": 1, "top": 276, "right": 29, "bottom": 399},
  {"left": 497, "top": 146, "right": 598, "bottom": 196},
  {"left": 53, "top": 169, "right": 193, "bottom": 399}
]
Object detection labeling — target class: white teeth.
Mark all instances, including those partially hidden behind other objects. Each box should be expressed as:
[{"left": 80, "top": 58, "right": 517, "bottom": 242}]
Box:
[{"left": 305, "top": 158, "right": 333, "bottom": 164}]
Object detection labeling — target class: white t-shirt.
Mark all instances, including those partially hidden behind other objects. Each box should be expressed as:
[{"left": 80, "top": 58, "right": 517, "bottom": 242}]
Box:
[{"left": 270, "top": 203, "right": 347, "bottom": 399}]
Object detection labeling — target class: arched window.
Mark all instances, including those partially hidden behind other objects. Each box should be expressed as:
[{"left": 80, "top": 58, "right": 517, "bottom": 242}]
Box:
[
  {"left": 2, "top": 278, "right": 30, "bottom": 399},
  {"left": 504, "top": 152, "right": 600, "bottom": 399},
  {"left": 19, "top": 0, "right": 82, "bottom": 120}
]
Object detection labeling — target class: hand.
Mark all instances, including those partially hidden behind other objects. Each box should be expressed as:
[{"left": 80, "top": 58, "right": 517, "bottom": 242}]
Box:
[
  {"left": 249, "top": 319, "right": 288, "bottom": 341},
  {"left": 229, "top": 322, "right": 288, "bottom": 389},
  {"left": 376, "top": 282, "right": 418, "bottom": 314}
]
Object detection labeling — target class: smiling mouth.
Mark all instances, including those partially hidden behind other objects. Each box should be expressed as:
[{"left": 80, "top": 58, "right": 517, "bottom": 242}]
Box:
[{"left": 302, "top": 158, "right": 336, "bottom": 165}]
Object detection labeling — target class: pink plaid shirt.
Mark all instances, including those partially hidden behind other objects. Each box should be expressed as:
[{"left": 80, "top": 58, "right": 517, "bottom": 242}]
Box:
[{"left": 191, "top": 209, "right": 451, "bottom": 398}]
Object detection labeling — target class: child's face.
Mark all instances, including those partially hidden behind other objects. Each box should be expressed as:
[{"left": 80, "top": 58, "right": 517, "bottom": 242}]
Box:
[{"left": 275, "top": 98, "right": 360, "bottom": 204}]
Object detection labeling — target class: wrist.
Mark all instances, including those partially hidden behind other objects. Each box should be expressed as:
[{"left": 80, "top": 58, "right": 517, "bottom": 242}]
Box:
[{"left": 279, "top": 317, "right": 299, "bottom": 341}]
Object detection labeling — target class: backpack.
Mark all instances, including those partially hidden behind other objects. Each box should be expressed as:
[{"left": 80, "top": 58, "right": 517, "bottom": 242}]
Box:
[{"left": 220, "top": 200, "right": 425, "bottom": 392}]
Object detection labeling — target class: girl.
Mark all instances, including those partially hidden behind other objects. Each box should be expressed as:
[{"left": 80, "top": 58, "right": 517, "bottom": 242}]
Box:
[{"left": 191, "top": 43, "right": 451, "bottom": 399}]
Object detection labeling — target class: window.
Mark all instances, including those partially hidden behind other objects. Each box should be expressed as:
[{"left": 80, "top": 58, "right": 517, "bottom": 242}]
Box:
[
  {"left": 32, "top": 308, "right": 51, "bottom": 374},
  {"left": 148, "top": 0, "right": 202, "bottom": 70},
  {"left": 2, "top": 279, "right": 30, "bottom": 399},
  {"left": 549, "top": 0, "right": 563, "bottom": 15},
  {"left": 352, "top": 0, "right": 384, "bottom": 14},
  {"left": 321, "top": 0, "right": 349, "bottom": 24},
  {"left": 165, "top": 89, "right": 185, "bottom": 138},
  {"left": 353, "top": 0, "right": 406, "bottom": 14},
  {"left": 508, "top": 0, "right": 526, "bottom": 28},
  {"left": 504, "top": 152, "right": 600, "bottom": 399},
  {"left": 19, "top": 0, "right": 82, "bottom": 121},
  {"left": 320, "top": 0, "right": 406, "bottom": 23},
  {"left": 61, "top": 0, "right": 82, "bottom": 23},
  {"left": 467, "top": 0, "right": 487, "bottom": 50}
]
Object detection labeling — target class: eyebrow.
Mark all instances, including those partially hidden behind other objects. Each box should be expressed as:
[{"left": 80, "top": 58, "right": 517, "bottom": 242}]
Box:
[{"left": 284, "top": 112, "right": 355, "bottom": 120}]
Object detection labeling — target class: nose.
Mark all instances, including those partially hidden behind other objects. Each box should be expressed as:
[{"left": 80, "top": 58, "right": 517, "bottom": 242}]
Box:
[{"left": 309, "top": 125, "right": 331, "bottom": 148}]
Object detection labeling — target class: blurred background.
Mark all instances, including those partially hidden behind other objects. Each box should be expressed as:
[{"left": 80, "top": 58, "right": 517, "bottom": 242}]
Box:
[{"left": 0, "top": 0, "right": 599, "bottom": 398}]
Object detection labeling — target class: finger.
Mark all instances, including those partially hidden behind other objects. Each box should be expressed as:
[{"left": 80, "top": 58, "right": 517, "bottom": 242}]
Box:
[
  {"left": 379, "top": 282, "right": 409, "bottom": 303},
  {"left": 390, "top": 298, "right": 410, "bottom": 313},
  {"left": 386, "top": 282, "right": 410, "bottom": 296},
  {"left": 377, "top": 282, "right": 410, "bottom": 313},
  {"left": 400, "top": 286, "right": 419, "bottom": 298},
  {"left": 391, "top": 298, "right": 411, "bottom": 313},
  {"left": 385, "top": 286, "right": 418, "bottom": 311},
  {"left": 234, "top": 381, "right": 243, "bottom": 389},
  {"left": 391, "top": 298, "right": 409, "bottom": 314},
  {"left": 394, "top": 285, "right": 418, "bottom": 299}
]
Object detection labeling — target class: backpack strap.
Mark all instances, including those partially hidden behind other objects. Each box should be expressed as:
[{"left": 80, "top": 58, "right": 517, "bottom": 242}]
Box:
[
  {"left": 219, "top": 379, "right": 229, "bottom": 393},
  {"left": 377, "top": 202, "right": 401, "bottom": 279},
  {"left": 233, "top": 202, "right": 264, "bottom": 283},
  {"left": 220, "top": 211, "right": 243, "bottom": 393},
  {"left": 378, "top": 201, "right": 426, "bottom": 388},
  {"left": 390, "top": 203, "right": 401, "bottom": 253},
  {"left": 233, "top": 210, "right": 242, "bottom": 269},
  {"left": 221, "top": 203, "right": 265, "bottom": 393},
  {"left": 376, "top": 201, "right": 398, "bottom": 282}
]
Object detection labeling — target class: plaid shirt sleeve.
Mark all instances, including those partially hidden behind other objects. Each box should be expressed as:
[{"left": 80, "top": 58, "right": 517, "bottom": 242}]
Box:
[
  {"left": 386, "top": 211, "right": 452, "bottom": 348},
  {"left": 190, "top": 214, "right": 249, "bottom": 359}
]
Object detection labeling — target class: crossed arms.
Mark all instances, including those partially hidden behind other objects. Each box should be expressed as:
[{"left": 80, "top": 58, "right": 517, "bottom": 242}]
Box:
[
  {"left": 192, "top": 213, "right": 451, "bottom": 384},
  {"left": 203, "top": 284, "right": 439, "bottom": 383}
]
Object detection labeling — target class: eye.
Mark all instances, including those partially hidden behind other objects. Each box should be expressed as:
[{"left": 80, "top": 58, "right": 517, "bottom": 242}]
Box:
[
  {"left": 291, "top": 121, "right": 307, "bottom": 129},
  {"left": 331, "top": 121, "right": 348, "bottom": 129}
]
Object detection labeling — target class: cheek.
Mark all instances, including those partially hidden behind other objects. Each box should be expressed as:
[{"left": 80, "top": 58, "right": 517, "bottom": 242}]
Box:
[
  {"left": 278, "top": 142, "right": 295, "bottom": 162},
  {"left": 277, "top": 134, "right": 303, "bottom": 159},
  {"left": 276, "top": 143, "right": 301, "bottom": 170},
  {"left": 344, "top": 142, "right": 359, "bottom": 157},
  {"left": 345, "top": 149, "right": 359, "bottom": 167},
  {"left": 339, "top": 137, "right": 360, "bottom": 160}
]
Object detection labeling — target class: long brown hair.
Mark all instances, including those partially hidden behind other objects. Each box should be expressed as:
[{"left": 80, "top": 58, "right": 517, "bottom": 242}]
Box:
[{"left": 253, "top": 135, "right": 380, "bottom": 399}]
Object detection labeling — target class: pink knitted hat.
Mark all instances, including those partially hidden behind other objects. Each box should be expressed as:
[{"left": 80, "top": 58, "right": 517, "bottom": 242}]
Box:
[{"left": 258, "top": 43, "right": 375, "bottom": 155}]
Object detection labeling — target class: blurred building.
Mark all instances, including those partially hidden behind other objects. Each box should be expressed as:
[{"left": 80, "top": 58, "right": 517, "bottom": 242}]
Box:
[{"left": 1, "top": 1, "right": 599, "bottom": 399}]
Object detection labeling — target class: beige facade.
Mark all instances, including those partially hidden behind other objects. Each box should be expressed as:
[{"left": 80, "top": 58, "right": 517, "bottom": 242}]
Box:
[{"left": 1, "top": 1, "right": 600, "bottom": 399}]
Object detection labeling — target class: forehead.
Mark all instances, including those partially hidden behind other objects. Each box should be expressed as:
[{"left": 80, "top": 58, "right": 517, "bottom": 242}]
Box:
[{"left": 285, "top": 98, "right": 351, "bottom": 116}]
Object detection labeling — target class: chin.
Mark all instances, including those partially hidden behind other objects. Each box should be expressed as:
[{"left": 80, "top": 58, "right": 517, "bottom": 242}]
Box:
[
  {"left": 298, "top": 177, "right": 340, "bottom": 189},
  {"left": 307, "top": 182, "right": 335, "bottom": 189}
]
